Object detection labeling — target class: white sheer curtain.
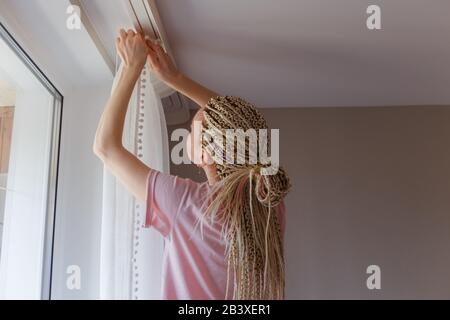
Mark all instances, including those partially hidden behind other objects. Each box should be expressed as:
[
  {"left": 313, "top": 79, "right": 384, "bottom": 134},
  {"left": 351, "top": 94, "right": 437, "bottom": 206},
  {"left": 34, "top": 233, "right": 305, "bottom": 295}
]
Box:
[{"left": 99, "top": 63, "right": 172, "bottom": 299}]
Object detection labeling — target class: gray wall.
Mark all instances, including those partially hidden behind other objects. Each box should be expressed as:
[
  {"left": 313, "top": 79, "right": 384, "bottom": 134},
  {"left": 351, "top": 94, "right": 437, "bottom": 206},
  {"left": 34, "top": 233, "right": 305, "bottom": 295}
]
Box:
[{"left": 168, "top": 106, "right": 450, "bottom": 299}]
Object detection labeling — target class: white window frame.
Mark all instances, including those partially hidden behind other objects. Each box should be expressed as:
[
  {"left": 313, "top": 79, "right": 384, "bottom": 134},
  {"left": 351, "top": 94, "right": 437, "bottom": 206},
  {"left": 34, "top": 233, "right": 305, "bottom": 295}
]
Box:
[{"left": 0, "top": 23, "right": 62, "bottom": 300}]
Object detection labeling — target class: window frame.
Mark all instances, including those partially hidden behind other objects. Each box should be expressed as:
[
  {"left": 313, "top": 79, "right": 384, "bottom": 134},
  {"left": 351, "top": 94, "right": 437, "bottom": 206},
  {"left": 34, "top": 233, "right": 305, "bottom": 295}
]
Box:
[{"left": 0, "top": 22, "right": 63, "bottom": 300}]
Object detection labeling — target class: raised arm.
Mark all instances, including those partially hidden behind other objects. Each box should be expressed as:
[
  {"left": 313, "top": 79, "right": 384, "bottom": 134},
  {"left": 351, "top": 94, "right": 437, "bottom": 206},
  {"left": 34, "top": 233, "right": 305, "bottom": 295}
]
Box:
[
  {"left": 93, "top": 30, "right": 220, "bottom": 202},
  {"left": 93, "top": 29, "right": 150, "bottom": 202},
  {"left": 146, "top": 40, "right": 219, "bottom": 109}
]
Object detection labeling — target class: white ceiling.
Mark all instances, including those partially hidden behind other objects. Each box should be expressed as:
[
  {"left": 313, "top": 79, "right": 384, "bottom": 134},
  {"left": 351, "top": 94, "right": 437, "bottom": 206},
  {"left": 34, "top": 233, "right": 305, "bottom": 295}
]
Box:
[
  {"left": 2, "top": 0, "right": 450, "bottom": 107},
  {"left": 155, "top": 0, "right": 450, "bottom": 107}
]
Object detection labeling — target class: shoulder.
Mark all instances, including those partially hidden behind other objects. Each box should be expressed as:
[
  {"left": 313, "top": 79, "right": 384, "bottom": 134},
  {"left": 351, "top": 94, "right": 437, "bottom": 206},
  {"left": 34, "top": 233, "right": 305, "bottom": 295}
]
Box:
[{"left": 149, "top": 170, "right": 207, "bottom": 201}]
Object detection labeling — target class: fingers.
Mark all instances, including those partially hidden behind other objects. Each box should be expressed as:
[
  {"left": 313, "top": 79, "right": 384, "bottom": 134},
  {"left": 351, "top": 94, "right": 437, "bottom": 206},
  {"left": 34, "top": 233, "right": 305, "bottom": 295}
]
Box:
[
  {"left": 137, "top": 31, "right": 145, "bottom": 40},
  {"left": 147, "top": 50, "right": 159, "bottom": 69},
  {"left": 119, "top": 29, "right": 127, "bottom": 43},
  {"left": 117, "top": 30, "right": 125, "bottom": 57},
  {"left": 145, "top": 39, "right": 158, "bottom": 56},
  {"left": 145, "top": 38, "right": 155, "bottom": 50},
  {"left": 150, "top": 39, "right": 166, "bottom": 56},
  {"left": 118, "top": 28, "right": 139, "bottom": 42},
  {"left": 115, "top": 37, "right": 122, "bottom": 57},
  {"left": 154, "top": 43, "right": 166, "bottom": 57},
  {"left": 146, "top": 39, "right": 167, "bottom": 61}
]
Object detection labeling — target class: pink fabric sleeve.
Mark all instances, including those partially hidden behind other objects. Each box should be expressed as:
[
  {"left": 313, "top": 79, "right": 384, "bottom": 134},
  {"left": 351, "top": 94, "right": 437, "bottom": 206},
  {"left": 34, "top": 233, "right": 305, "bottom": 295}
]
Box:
[{"left": 143, "top": 170, "right": 190, "bottom": 237}]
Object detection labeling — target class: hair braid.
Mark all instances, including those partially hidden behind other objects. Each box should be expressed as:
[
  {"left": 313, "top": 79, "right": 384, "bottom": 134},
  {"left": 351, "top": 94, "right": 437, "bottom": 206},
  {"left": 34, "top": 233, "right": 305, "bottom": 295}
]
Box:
[{"left": 200, "top": 96, "right": 291, "bottom": 299}]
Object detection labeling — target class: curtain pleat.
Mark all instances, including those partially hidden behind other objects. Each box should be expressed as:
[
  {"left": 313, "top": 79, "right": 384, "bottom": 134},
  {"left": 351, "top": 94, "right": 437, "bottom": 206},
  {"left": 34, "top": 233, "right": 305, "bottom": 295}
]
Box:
[{"left": 100, "top": 63, "right": 171, "bottom": 299}]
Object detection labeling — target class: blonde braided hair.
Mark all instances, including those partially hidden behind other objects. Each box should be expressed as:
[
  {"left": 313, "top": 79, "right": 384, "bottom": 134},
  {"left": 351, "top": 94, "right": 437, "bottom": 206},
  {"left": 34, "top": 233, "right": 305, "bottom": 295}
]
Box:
[{"left": 199, "top": 96, "right": 291, "bottom": 299}]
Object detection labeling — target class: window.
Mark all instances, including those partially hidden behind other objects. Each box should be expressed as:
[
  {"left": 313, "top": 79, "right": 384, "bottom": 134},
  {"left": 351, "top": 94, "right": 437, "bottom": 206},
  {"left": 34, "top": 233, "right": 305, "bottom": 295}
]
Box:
[{"left": 0, "top": 23, "right": 62, "bottom": 299}]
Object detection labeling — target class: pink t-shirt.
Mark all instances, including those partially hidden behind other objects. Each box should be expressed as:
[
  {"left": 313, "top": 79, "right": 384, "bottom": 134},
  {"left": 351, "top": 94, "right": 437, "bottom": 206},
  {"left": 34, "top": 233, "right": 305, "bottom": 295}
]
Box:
[{"left": 143, "top": 169, "right": 286, "bottom": 300}]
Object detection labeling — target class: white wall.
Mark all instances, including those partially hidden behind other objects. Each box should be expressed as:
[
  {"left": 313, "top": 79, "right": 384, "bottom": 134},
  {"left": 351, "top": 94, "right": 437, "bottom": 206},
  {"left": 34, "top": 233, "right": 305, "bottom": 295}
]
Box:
[
  {"left": 1, "top": 0, "right": 114, "bottom": 299},
  {"left": 50, "top": 85, "right": 110, "bottom": 299}
]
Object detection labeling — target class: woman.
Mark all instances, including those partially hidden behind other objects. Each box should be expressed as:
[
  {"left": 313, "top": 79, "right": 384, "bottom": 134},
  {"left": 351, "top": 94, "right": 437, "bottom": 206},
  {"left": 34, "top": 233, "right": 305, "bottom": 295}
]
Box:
[{"left": 93, "top": 29, "right": 290, "bottom": 299}]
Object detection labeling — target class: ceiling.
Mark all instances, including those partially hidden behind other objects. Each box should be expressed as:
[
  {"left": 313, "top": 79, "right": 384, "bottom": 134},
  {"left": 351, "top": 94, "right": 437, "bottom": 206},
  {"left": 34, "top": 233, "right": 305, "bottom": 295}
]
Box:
[
  {"left": 2, "top": 0, "right": 450, "bottom": 107},
  {"left": 155, "top": 0, "right": 450, "bottom": 107}
]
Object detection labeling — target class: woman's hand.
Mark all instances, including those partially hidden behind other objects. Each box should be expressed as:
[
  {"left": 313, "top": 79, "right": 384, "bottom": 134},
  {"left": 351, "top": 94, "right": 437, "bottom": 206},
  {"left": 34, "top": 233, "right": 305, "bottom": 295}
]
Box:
[
  {"left": 146, "top": 40, "right": 181, "bottom": 85},
  {"left": 116, "top": 29, "right": 148, "bottom": 71},
  {"left": 145, "top": 37, "right": 219, "bottom": 109}
]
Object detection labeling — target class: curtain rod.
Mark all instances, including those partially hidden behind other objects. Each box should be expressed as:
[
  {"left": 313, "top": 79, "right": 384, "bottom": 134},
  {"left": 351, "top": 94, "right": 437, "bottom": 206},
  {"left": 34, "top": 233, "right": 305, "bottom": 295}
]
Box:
[{"left": 125, "top": 0, "right": 175, "bottom": 64}]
